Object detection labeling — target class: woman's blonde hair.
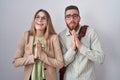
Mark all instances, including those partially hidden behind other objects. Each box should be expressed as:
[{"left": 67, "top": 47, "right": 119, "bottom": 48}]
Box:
[{"left": 29, "top": 9, "right": 56, "bottom": 51}]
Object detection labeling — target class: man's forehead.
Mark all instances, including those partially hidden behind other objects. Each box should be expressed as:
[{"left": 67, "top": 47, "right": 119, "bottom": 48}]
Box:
[{"left": 65, "top": 9, "right": 79, "bottom": 14}]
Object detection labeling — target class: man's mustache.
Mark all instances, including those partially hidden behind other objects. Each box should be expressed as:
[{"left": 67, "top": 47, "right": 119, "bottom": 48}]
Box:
[{"left": 69, "top": 21, "right": 76, "bottom": 24}]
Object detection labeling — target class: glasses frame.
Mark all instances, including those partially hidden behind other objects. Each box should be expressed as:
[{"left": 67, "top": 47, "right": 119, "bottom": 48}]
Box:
[
  {"left": 65, "top": 14, "right": 79, "bottom": 20},
  {"left": 35, "top": 15, "right": 47, "bottom": 21}
]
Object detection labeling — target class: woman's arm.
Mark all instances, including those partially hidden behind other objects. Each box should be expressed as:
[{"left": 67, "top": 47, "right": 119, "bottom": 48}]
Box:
[
  {"left": 12, "top": 32, "right": 35, "bottom": 67},
  {"left": 39, "top": 35, "right": 64, "bottom": 69}
]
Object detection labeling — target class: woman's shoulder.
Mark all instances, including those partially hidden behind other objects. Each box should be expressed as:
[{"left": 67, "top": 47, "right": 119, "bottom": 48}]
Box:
[
  {"left": 50, "top": 34, "right": 58, "bottom": 38},
  {"left": 20, "top": 31, "right": 31, "bottom": 43},
  {"left": 22, "top": 31, "right": 31, "bottom": 38},
  {"left": 23, "top": 31, "right": 29, "bottom": 35},
  {"left": 50, "top": 34, "right": 59, "bottom": 40}
]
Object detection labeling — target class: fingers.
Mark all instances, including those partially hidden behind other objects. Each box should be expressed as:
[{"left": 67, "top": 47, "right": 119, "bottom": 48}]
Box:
[
  {"left": 75, "top": 38, "right": 82, "bottom": 48},
  {"left": 71, "top": 30, "right": 77, "bottom": 50},
  {"left": 37, "top": 40, "right": 42, "bottom": 57},
  {"left": 71, "top": 30, "right": 82, "bottom": 49},
  {"left": 34, "top": 40, "right": 42, "bottom": 59},
  {"left": 71, "top": 30, "right": 78, "bottom": 39},
  {"left": 71, "top": 30, "right": 76, "bottom": 37},
  {"left": 72, "top": 38, "right": 76, "bottom": 50},
  {"left": 37, "top": 40, "right": 41, "bottom": 47}
]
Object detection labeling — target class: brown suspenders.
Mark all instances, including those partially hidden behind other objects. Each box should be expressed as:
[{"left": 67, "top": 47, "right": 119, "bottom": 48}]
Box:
[
  {"left": 78, "top": 25, "right": 88, "bottom": 40},
  {"left": 59, "top": 25, "right": 88, "bottom": 80}
]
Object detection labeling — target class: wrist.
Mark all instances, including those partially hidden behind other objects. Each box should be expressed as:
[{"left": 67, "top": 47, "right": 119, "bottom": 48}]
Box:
[
  {"left": 77, "top": 44, "right": 82, "bottom": 49},
  {"left": 72, "top": 47, "right": 77, "bottom": 51}
]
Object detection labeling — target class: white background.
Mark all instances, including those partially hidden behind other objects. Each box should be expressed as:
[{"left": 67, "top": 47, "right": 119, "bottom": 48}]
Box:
[{"left": 0, "top": 0, "right": 120, "bottom": 80}]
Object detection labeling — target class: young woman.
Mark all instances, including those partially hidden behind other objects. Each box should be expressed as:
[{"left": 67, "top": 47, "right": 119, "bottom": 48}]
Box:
[{"left": 13, "top": 9, "right": 64, "bottom": 80}]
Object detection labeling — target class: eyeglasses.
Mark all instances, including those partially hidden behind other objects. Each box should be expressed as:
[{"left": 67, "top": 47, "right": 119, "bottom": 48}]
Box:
[
  {"left": 65, "top": 14, "right": 79, "bottom": 20},
  {"left": 35, "top": 16, "right": 47, "bottom": 21}
]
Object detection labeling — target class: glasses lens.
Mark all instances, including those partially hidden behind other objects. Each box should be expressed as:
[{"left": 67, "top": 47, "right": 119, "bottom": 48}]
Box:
[
  {"left": 35, "top": 16, "right": 47, "bottom": 21},
  {"left": 65, "top": 14, "right": 79, "bottom": 20}
]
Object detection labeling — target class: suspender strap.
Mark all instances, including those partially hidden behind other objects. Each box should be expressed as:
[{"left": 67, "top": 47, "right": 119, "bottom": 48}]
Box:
[{"left": 78, "top": 25, "right": 88, "bottom": 40}]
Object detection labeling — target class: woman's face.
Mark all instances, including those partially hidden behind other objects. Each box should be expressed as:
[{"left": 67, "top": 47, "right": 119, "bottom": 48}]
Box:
[{"left": 34, "top": 11, "right": 47, "bottom": 31}]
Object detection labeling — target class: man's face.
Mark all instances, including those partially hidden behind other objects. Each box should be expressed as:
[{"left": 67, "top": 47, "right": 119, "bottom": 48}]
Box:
[{"left": 65, "top": 9, "right": 80, "bottom": 31}]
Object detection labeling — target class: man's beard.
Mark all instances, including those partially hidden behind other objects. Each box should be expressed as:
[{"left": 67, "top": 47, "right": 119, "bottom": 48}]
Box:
[{"left": 66, "top": 23, "right": 79, "bottom": 31}]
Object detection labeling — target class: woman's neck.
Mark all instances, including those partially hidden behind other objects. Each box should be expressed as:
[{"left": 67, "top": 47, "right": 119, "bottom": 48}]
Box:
[{"left": 36, "top": 30, "right": 44, "bottom": 37}]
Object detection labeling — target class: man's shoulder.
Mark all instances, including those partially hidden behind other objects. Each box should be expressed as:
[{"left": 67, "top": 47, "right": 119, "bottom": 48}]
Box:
[
  {"left": 80, "top": 25, "right": 94, "bottom": 33},
  {"left": 59, "top": 28, "right": 67, "bottom": 37},
  {"left": 82, "top": 26, "right": 98, "bottom": 37},
  {"left": 86, "top": 26, "right": 96, "bottom": 34}
]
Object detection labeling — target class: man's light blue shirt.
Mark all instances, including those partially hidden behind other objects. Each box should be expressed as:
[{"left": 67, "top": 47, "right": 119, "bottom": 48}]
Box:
[{"left": 59, "top": 26, "right": 104, "bottom": 80}]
